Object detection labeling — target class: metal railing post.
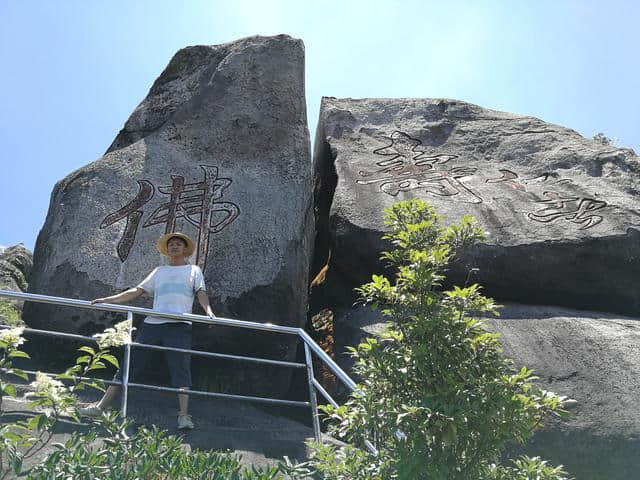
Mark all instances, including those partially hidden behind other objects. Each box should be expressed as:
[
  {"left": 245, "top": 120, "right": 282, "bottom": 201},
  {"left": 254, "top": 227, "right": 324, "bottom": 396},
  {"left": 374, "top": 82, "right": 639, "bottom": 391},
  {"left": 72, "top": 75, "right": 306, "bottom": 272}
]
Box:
[
  {"left": 304, "top": 343, "right": 321, "bottom": 443},
  {"left": 120, "top": 311, "right": 133, "bottom": 418}
]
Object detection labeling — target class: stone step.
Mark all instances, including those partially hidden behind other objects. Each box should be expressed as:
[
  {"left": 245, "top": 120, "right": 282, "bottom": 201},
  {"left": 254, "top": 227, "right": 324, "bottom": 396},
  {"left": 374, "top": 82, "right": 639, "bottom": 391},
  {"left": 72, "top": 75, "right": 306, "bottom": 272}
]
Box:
[{"left": 0, "top": 384, "right": 338, "bottom": 475}]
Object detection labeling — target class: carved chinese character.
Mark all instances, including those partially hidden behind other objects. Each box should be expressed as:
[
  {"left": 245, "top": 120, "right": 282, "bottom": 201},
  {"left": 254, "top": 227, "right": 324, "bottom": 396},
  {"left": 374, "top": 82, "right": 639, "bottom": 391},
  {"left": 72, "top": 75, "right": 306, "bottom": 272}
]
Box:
[
  {"left": 486, "top": 170, "right": 527, "bottom": 191},
  {"left": 357, "top": 131, "right": 481, "bottom": 203},
  {"left": 528, "top": 192, "right": 607, "bottom": 230},
  {"left": 100, "top": 180, "right": 154, "bottom": 261},
  {"left": 143, "top": 165, "right": 240, "bottom": 269},
  {"left": 101, "top": 165, "right": 239, "bottom": 269}
]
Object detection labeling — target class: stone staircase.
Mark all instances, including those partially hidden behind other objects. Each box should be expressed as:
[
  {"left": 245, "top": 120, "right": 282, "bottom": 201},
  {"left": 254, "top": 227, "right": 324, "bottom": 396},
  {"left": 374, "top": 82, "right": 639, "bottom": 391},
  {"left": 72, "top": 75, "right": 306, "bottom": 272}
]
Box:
[{"left": 0, "top": 380, "right": 337, "bottom": 475}]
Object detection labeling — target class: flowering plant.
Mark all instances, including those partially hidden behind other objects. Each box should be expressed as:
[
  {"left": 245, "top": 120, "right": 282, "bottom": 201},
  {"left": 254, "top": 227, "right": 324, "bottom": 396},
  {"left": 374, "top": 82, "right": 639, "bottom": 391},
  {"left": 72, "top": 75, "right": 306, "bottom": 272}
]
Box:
[{"left": 93, "top": 319, "right": 134, "bottom": 349}]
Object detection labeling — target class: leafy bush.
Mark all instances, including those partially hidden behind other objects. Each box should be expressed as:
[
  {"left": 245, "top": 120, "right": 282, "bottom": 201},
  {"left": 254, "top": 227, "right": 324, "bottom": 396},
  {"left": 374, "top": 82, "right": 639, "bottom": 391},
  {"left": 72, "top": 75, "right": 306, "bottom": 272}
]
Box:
[
  {"left": 0, "top": 326, "right": 124, "bottom": 478},
  {"left": 28, "top": 414, "right": 286, "bottom": 479},
  {"left": 305, "top": 199, "right": 571, "bottom": 480},
  {"left": 0, "top": 322, "right": 292, "bottom": 480},
  {"left": 0, "top": 299, "right": 24, "bottom": 327}
]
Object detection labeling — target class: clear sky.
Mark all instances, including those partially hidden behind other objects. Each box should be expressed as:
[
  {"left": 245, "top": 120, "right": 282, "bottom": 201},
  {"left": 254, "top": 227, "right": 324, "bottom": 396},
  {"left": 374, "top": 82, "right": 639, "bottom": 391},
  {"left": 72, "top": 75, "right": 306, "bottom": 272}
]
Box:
[{"left": 1, "top": 0, "right": 638, "bottom": 251}]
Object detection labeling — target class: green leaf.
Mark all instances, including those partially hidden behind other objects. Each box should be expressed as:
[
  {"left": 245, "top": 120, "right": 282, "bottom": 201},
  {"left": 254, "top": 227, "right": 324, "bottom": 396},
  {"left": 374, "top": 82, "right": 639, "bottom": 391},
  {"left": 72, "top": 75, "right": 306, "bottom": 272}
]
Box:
[
  {"left": 78, "top": 346, "right": 96, "bottom": 355},
  {"left": 87, "top": 363, "right": 106, "bottom": 371},
  {"left": 8, "top": 350, "right": 30, "bottom": 359},
  {"left": 3, "top": 384, "right": 17, "bottom": 397},
  {"left": 26, "top": 415, "right": 43, "bottom": 430},
  {"left": 100, "top": 354, "right": 119, "bottom": 368},
  {"left": 8, "top": 368, "right": 29, "bottom": 381},
  {"left": 1, "top": 430, "right": 22, "bottom": 443},
  {"left": 75, "top": 355, "right": 92, "bottom": 365}
]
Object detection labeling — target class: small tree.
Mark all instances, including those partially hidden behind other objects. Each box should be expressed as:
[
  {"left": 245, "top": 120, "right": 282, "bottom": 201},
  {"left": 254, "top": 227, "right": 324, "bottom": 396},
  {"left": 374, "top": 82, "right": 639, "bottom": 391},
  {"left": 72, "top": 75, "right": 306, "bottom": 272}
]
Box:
[{"left": 308, "top": 199, "right": 570, "bottom": 480}]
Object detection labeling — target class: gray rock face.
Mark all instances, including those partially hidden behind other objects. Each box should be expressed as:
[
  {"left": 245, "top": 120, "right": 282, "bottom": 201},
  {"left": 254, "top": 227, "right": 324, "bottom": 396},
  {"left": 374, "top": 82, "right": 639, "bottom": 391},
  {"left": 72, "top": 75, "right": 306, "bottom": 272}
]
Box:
[
  {"left": 331, "top": 305, "right": 387, "bottom": 376},
  {"left": 313, "top": 97, "right": 640, "bottom": 315},
  {"left": 0, "top": 244, "right": 33, "bottom": 324},
  {"left": 0, "top": 244, "right": 32, "bottom": 293},
  {"left": 486, "top": 303, "right": 640, "bottom": 480},
  {"left": 326, "top": 301, "right": 640, "bottom": 479},
  {"left": 24, "top": 35, "right": 312, "bottom": 396}
]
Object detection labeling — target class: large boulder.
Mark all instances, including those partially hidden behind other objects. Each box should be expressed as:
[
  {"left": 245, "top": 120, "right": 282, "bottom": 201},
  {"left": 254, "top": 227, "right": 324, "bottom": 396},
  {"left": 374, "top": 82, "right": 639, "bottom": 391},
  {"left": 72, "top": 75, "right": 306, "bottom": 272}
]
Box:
[
  {"left": 326, "top": 301, "right": 640, "bottom": 480},
  {"left": 0, "top": 244, "right": 33, "bottom": 325},
  {"left": 487, "top": 303, "right": 640, "bottom": 480},
  {"left": 24, "top": 35, "right": 313, "bottom": 397},
  {"left": 313, "top": 97, "right": 640, "bottom": 316}
]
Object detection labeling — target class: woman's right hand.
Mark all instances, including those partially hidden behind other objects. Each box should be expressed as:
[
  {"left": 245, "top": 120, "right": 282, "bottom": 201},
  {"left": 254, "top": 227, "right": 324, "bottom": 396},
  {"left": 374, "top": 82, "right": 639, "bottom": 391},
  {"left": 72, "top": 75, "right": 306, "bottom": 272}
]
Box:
[{"left": 90, "top": 298, "right": 106, "bottom": 305}]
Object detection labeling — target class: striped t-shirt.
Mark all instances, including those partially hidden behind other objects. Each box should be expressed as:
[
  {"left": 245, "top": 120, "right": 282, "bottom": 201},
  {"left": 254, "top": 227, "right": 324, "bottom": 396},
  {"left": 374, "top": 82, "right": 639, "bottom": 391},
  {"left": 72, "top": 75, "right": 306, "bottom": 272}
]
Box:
[{"left": 137, "top": 265, "right": 206, "bottom": 325}]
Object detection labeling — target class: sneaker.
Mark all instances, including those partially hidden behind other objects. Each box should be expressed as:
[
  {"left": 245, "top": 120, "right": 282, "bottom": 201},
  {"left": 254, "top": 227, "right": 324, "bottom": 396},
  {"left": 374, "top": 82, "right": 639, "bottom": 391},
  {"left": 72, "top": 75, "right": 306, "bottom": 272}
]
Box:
[
  {"left": 177, "top": 414, "right": 194, "bottom": 430},
  {"left": 77, "top": 403, "right": 104, "bottom": 417},
  {"left": 564, "top": 398, "right": 579, "bottom": 409}
]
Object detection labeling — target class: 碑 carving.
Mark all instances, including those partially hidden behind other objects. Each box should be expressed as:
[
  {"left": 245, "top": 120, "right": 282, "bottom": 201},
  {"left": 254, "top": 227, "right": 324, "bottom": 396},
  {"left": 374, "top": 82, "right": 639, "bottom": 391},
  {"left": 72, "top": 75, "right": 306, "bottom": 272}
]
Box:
[
  {"left": 101, "top": 165, "right": 240, "bottom": 268},
  {"left": 357, "top": 131, "right": 482, "bottom": 203}
]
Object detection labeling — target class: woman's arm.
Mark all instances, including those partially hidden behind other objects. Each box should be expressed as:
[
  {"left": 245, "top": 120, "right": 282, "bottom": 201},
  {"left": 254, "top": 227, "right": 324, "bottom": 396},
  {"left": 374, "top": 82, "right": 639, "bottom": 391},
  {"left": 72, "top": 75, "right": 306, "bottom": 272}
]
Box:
[
  {"left": 196, "top": 290, "right": 215, "bottom": 318},
  {"left": 91, "top": 287, "right": 145, "bottom": 305}
]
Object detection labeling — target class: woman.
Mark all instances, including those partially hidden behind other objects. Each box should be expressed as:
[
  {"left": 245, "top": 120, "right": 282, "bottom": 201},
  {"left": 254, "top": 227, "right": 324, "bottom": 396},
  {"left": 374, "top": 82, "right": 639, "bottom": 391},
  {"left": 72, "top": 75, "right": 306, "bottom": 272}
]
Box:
[{"left": 79, "top": 232, "right": 215, "bottom": 430}]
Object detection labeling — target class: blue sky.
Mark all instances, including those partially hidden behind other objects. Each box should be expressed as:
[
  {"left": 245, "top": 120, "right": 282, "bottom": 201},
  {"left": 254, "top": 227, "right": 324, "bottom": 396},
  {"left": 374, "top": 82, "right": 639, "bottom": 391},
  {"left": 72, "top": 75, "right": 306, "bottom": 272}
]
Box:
[{"left": 1, "top": 0, "right": 639, "bottom": 251}]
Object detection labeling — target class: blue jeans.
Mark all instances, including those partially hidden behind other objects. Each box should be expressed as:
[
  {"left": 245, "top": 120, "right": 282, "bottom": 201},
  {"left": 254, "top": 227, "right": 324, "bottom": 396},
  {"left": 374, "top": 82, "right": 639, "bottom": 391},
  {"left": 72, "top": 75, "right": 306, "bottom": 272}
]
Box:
[{"left": 114, "top": 322, "right": 192, "bottom": 388}]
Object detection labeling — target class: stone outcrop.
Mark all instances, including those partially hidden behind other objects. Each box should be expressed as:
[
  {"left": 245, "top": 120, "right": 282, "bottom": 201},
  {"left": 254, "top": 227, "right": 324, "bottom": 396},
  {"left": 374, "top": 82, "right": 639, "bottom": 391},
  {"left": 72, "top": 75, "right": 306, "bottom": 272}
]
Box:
[
  {"left": 487, "top": 303, "right": 640, "bottom": 480},
  {"left": 0, "top": 244, "right": 33, "bottom": 325},
  {"left": 331, "top": 305, "right": 386, "bottom": 376},
  {"left": 24, "top": 35, "right": 313, "bottom": 397},
  {"left": 310, "top": 97, "right": 640, "bottom": 478},
  {"left": 323, "top": 301, "right": 640, "bottom": 480},
  {"left": 313, "top": 97, "right": 640, "bottom": 316},
  {"left": 21, "top": 37, "right": 640, "bottom": 466},
  {"left": 0, "top": 244, "right": 32, "bottom": 293}
]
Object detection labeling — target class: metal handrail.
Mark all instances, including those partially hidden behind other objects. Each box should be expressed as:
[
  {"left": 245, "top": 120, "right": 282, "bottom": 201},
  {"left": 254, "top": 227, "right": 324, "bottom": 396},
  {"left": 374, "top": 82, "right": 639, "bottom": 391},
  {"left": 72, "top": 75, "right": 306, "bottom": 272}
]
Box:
[
  {"left": 0, "top": 290, "right": 300, "bottom": 334},
  {"left": 0, "top": 289, "right": 368, "bottom": 449},
  {"left": 3, "top": 368, "right": 310, "bottom": 408}
]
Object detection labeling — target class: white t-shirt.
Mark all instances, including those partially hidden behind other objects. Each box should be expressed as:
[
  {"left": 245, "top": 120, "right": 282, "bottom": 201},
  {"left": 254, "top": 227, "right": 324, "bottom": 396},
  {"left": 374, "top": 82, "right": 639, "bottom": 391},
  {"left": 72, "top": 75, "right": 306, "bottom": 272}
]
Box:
[{"left": 137, "top": 265, "right": 206, "bottom": 325}]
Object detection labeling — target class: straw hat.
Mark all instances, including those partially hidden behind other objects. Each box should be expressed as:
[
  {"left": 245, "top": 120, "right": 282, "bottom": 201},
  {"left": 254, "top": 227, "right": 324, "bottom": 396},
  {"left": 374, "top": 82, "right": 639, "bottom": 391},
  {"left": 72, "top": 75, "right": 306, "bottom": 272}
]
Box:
[{"left": 156, "top": 232, "right": 196, "bottom": 257}]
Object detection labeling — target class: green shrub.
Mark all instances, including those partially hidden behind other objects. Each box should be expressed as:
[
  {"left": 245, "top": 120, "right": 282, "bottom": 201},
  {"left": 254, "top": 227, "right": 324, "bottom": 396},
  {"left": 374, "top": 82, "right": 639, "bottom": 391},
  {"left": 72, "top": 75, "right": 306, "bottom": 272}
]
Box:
[
  {"left": 28, "top": 415, "right": 286, "bottom": 479},
  {"left": 0, "top": 299, "right": 24, "bottom": 327},
  {"left": 305, "top": 199, "right": 571, "bottom": 480}
]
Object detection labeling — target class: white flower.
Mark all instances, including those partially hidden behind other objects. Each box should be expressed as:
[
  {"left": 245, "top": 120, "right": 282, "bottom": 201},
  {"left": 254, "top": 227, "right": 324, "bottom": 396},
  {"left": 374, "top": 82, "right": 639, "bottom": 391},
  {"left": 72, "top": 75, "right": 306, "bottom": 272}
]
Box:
[
  {"left": 93, "top": 319, "right": 134, "bottom": 349},
  {"left": 0, "top": 327, "right": 25, "bottom": 348},
  {"left": 28, "top": 372, "right": 77, "bottom": 416},
  {"left": 30, "top": 372, "right": 67, "bottom": 403}
]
